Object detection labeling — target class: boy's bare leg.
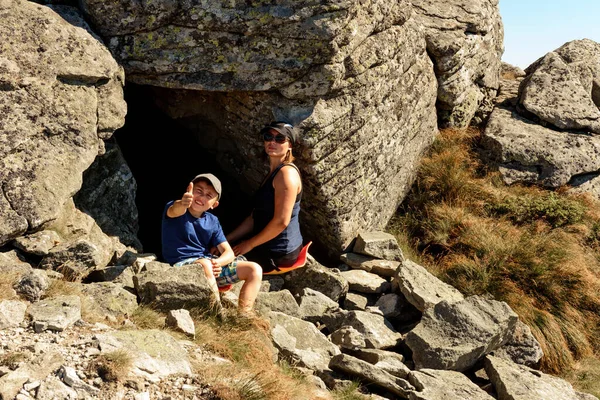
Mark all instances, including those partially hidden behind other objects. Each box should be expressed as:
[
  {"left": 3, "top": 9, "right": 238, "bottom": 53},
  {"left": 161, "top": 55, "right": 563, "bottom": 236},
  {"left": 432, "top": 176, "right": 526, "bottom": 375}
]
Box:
[
  {"left": 235, "top": 261, "right": 262, "bottom": 313},
  {"left": 195, "top": 259, "right": 220, "bottom": 298}
]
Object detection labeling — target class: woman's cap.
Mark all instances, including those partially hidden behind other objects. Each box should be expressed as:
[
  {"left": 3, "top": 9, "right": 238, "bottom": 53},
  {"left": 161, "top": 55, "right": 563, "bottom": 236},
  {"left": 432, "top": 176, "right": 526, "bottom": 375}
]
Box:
[
  {"left": 192, "top": 173, "right": 222, "bottom": 200},
  {"left": 260, "top": 121, "right": 298, "bottom": 144}
]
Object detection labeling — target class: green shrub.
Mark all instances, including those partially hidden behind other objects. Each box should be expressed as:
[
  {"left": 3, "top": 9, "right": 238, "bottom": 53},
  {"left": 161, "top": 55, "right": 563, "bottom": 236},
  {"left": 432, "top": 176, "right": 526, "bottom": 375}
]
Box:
[{"left": 488, "top": 193, "right": 585, "bottom": 227}]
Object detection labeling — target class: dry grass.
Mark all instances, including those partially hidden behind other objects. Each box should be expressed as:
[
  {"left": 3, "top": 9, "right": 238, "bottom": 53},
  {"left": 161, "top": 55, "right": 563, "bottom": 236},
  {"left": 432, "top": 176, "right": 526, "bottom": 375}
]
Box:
[
  {"left": 562, "top": 356, "right": 600, "bottom": 398},
  {"left": 89, "top": 350, "right": 133, "bottom": 382},
  {"left": 192, "top": 309, "right": 330, "bottom": 400},
  {"left": 128, "top": 306, "right": 165, "bottom": 330},
  {"left": 388, "top": 127, "right": 600, "bottom": 374}
]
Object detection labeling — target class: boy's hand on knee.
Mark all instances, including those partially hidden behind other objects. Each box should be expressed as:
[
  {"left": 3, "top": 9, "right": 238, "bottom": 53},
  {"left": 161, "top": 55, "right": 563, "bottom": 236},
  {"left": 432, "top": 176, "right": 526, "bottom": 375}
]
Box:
[
  {"left": 181, "top": 182, "right": 194, "bottom": 208},
  {"left": 211, "top": 258, "right": 221, "bottom": 277}
]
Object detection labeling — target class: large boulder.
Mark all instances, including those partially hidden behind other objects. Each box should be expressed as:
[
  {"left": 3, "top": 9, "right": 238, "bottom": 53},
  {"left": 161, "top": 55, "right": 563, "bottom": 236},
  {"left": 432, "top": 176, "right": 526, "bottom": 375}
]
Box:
[
  {"left": 484, "top": 355, "right": 598, "bottom": 400},
  {"left": 408, "top": 369, "right": 495, "bottom": 400},
  {"left": 74, "top": 142, "right": 141, "bottom": 250},
  {"left": 79, "top": 0, "right": 438, "bottom": 252},
  {"left": 405, "top": 296, "right": 518, "bottom": 371},
  {"left": 481, "top": 107, "right": 600, "bottom": 188},
  {"left": 412, "top": 0, "right": 503, "bottom": 127},
  {"left": 517, "top": 39, "right": 600, "bottom": 133},
  {"left": 0, "top": 0, "right": 126, "bottom": 246}
]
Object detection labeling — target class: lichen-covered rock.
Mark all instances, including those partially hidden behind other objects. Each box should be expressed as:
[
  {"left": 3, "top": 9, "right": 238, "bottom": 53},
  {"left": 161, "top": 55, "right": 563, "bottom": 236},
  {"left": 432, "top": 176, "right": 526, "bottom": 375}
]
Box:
[
  {"left": 0, "top": 0, "right": 126, "bottom": 246},
  {"left": 518, "top": 39, "right": 600, "bottom": 133},
  {"left": 80, "top": 0, "right": 438, "bottom": 253},
  {"left": 74, "top": 142, "right": 141, "bottom": 250},
  {"left": 27, "top": 295, "right": 82, "bottom": 333},
  {"left": 412, "top": 0, "right": 503, "bottom": 127},
  {"left": 481, "top": 107, "right": 600, "bottom": 188}
]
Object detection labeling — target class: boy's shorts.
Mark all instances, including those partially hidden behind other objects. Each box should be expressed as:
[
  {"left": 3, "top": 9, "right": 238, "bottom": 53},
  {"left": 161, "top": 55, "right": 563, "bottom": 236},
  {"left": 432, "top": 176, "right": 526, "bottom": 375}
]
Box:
[{"left": 173, "top": 256, "right": 240, "bottom": 287}]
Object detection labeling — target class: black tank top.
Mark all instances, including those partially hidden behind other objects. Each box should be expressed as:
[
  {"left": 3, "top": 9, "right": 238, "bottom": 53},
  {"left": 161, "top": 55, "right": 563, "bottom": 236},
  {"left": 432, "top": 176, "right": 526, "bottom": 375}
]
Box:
[{"left": 252, "top": 163, "right": 302, "bottom": 255}]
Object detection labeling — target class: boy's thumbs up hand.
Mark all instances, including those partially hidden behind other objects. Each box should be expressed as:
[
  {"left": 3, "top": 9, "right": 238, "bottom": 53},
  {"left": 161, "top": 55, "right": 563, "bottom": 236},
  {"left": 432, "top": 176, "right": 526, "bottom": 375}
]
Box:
[{"left": 181, "top": 182, "right": 194, "bottom": 208}]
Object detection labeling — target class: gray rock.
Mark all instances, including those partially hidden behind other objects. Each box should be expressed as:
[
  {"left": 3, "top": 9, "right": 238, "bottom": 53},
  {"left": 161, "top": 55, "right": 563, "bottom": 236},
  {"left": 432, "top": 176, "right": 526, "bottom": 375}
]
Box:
[
  {"left": 340, "top": 252, "right": 400, "bottom": 278},
  {"left": 340, "top": 270, "right": 391, "bottom": 294},
  {"left": 95, "top": 329, "right": 192, "bottom": 379},
  {"left": 0, "top": 250, "right": 33, "bottom": 276},
  {"left": 408, "top": 369, "right": 495, "bottom": 400},
  {"left": 0, "top": 0, "right": 125, "bottom": 246},
  {"left": 59, "top": 365, "right": 99, "bottom": 395},
  {"left": 165, "top": 309, "right": 195, "bottom": 337},
  {"left": 412, "top": 0, "right": 503, "bottom": 127},
  {"left": 81, "top": 282, "right": 138, "bottom": 320},
  {"left": 330, "top": 326, "right": 367, "bottom": 350},
  {"left": 373, "top": 293, "right": 407, "bottom": 320},
  {"left": 0, "top": 351, "right": 64, "bottom": 400},
  {"left": 268, "top": 311, "right": 341, "bottom": 374},
  {"left": 27, "top": 295, "right": 82, "bottom": 333},
  {"left": 14, "top": 269, "right": 50, "bottom": 302},
  {"left": 481, "top": 107, "right": 600, "bottom": 188},
  {"left": 74, "top": 142, "right": 141, "bottom": 250},
  {"left": 501, "top": 62, "right": 526, "bottom": 79},
  {"left": 82, "top": 0, "right": 438, "bottom": 252},
  {"left": 344, "top": 292, "right": 372, "bottom": 311},
  {"left": 134, "top": 261, "right": 218, "bottom": 311},
  {"left": 329, "top": 353, "right": 414, "bottom": 398},
  {"left": 298, "top": 288, "right": 341, "bottom": 324},
  {"left": 0, "top": 300, "right": 27, "bottom": 329},
  {"left": 36, "top": 376, "right": 78, "bottom": 400},
  {"left": 12, "top": 230, "right": 61, "bottom": 256},
  {"left": 395, "top": 260, "right": 464, "bottom": 312},
  {"left": 85, "top": 264, "right": 136, "bottom": 290},
  {"left": 348, "top": 348, "right": 409, "bottom": 379},
  {"left": 255, "top": 290, "right": 301, "bottom": 317},
  {"left": 405, "top": 296, "right": 518, "bottom": 371},
  {"left": 38, "top": 200, "right": 117, "bottom": 277},
  {"left": 283, "top": 258, "right": 349, "bottom": 301},
  {"left": 493, "top": 320, "right": 543, "bottom": 367},
  {"left": 354, "top": 232, "right": 404, "bottom": 261},
  {"left": 338, "top": 311, "right": 402, "bottom": 349},
  {"left": 485, "top": 355, "right": 598, "bottom": 400},
  {"left": 518, "top": 40, "right": 600, "bottom": 133},
  {"left": 261, "top": 276, "right": 285, "bottom": 292}
]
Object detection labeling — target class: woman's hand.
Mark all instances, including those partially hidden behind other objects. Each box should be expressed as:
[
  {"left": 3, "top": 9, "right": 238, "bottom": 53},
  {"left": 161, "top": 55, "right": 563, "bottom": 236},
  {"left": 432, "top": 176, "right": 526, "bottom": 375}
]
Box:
[{"left": 232, "top": 240, "right": 254, "bottom": 256}]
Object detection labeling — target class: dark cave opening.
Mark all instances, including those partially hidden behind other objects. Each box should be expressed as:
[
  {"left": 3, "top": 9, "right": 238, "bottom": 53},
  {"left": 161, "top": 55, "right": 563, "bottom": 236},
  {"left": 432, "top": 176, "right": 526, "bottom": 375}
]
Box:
[{"left": 113, "top": 84, "right": 252, "bottom": 260}]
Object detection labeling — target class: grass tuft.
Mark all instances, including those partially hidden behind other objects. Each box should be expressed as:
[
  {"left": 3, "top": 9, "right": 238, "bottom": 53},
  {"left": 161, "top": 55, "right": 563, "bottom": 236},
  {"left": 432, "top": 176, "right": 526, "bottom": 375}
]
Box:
[
  {"left": 388, "top": 127, "right": 600, "bottom": 374},
  {"left": 89, "top": 350, "right": 133, "bottom": 382}
]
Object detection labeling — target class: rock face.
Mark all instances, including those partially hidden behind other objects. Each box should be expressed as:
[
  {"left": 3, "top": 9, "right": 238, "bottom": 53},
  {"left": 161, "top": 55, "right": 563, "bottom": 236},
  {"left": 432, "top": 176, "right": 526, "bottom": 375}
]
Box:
[
  {"left": 412, "top": 0, "right": 503, "bottom": 127},
  {"left": 79, "top": 0, "right": 438, "bottom": 252},
  {"left": 517, "top": 39, "right": 600, "bottom": 133},
  {"left": 0, "top": 0, "right": 126, "bottom": 246}
]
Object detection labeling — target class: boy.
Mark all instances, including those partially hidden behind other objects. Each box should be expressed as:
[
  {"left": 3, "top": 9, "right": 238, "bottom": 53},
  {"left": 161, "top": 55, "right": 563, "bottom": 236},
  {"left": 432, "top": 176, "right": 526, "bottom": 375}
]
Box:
[{"left": 162, "top": 173, "right": 262, "bottom": 313}]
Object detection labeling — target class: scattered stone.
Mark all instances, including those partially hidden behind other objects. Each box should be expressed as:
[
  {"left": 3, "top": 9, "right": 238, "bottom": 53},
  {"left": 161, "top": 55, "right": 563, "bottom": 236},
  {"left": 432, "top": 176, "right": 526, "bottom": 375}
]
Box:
[
  {"left": 340, "top": 253, "right": 400, "bottom": 278},
  {"left": 268, "top": 311, "right": 341, "bottom": 374},
  {"left": 27, "top": 295, "right": 82, "bottom": 333},
  {"left": 405, "top": 296, "right": 518, "bottom": 371},
  {"left": 330, "top": 326, "right": 366, "bottom": 350},
  {"left": 348, "top": 348, "right": 410, "bottom": 379},
  {"left": 408, "top": 369, "right": 495, "bottom": 400},
  {"left": 337, "top": 311, "right": 402, "bottom": 349},
  {"left": 493, "top": 320, "right": 543, "bottom": 368},
  {"left": 165, "top": 309, "right": 196, "bottom": 337},
  {"left": 340, "top": 270, "right": 391, "bottom": 294},
  {"left": 297, "top": 288, "right": 341, "bottom": 324},
  {"left": 354, "top": 232, "right": 404, "bottom": 261},
  {"left": 59, "top": 365, "right": 100, "bottom": 395},
  {"left": 373, "top": 293, "right": 405, "bottom": 320},
  {"left": 395, "top": 260, "right": 464, "bottom": 312},
  {"left": 14, "top": 270, "right": 50, "bottom": 302},
  {"left": 485, "top": 355, "right": 598, "bottom": 400},
  {"left": 344, "top": 292, "right": 373, "bottom": 311},
  {"left": 0, "top": 351, "right": 64, "bottom": 400},
  {"left": 12, "top": 230, "right": 61, "bottom": 256},
  {"left": 0, "top": 300, "right": 27, "bottom": 329},
  {"left": 283, "top": 258, "right": 349, "bottom": 302},
  {"left": 254, "top": 290, "right": 301, "bottom": 317},
  {"left": 329, "top": 354, "right": 414, "bottom": 398}
]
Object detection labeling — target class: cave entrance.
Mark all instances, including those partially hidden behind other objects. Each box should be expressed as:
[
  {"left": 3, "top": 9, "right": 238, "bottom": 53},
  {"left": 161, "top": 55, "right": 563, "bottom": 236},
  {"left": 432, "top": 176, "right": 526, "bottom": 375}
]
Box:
[{"left": 113, "top": 84, "right": 252, "bottom": 258}]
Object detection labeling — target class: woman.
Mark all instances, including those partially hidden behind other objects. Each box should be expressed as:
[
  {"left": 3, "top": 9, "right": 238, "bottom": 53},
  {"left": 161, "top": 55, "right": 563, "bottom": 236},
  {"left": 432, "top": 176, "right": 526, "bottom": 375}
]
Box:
[{"left": 226, "top": 121, "right": 303, "bottom": 273}]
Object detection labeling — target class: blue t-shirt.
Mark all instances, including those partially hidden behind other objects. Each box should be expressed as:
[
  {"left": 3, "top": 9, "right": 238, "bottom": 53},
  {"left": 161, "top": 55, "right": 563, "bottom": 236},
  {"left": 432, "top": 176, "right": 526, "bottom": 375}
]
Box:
[{"left": 161, "top": 201, "right": 227, "bottom": 265}]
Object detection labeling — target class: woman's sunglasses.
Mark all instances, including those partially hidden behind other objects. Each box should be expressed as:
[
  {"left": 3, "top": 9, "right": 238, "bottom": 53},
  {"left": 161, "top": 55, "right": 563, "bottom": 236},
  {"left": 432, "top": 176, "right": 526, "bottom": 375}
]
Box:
[{"left": 263, "top": 132, "right": 288, "bottom": 144}]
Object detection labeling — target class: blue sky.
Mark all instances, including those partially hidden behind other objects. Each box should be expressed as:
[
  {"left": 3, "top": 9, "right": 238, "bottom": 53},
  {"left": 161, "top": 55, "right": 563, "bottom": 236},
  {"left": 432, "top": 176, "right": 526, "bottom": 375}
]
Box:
[{"left": 500, "top": 0, "right": 600, "bottom": 68}]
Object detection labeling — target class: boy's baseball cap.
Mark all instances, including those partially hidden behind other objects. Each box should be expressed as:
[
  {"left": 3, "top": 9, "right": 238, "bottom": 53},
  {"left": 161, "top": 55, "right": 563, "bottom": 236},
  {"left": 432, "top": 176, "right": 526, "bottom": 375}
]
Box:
[
  {"left": 192, "top": 173, "right": 222, "bottom": 200},
  {"left": 260, "top": 121, "right": 298, "bottom": 144}
]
